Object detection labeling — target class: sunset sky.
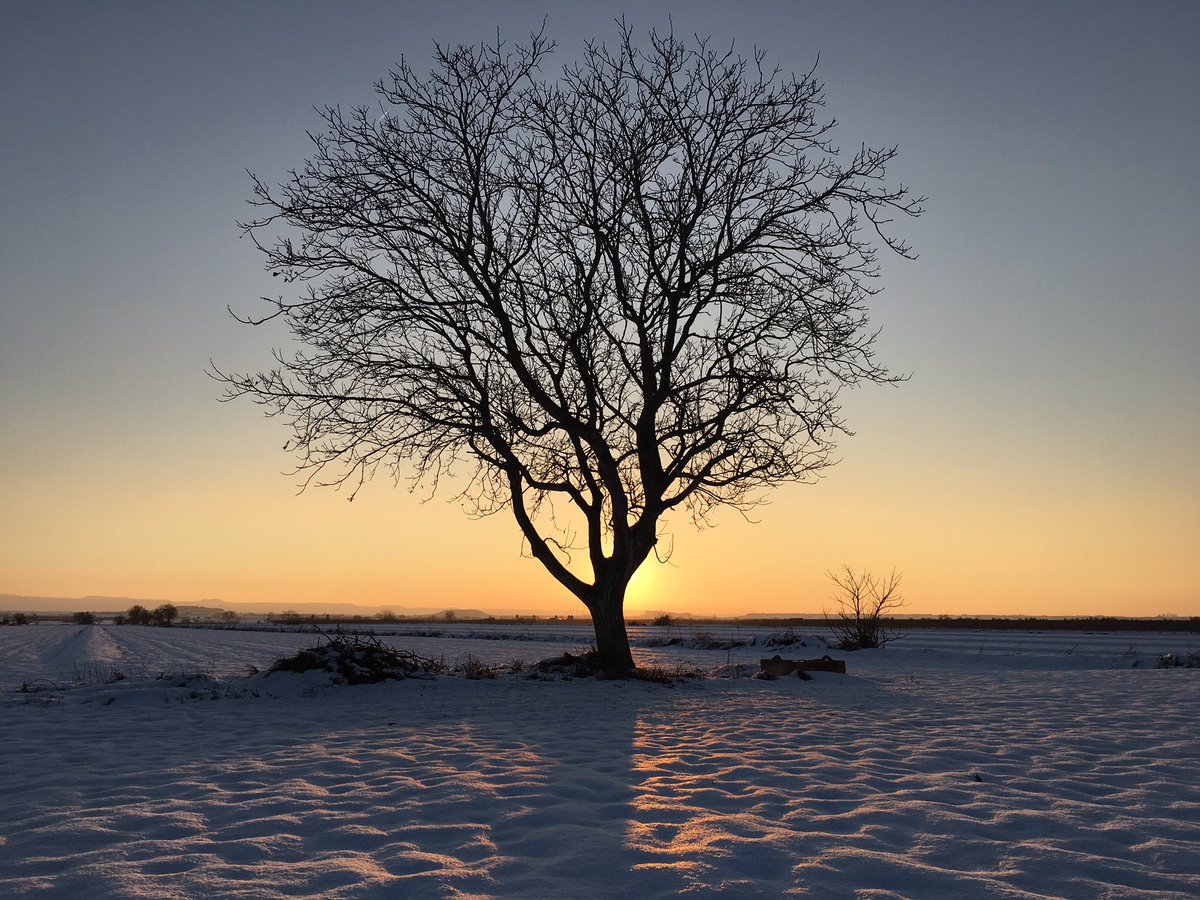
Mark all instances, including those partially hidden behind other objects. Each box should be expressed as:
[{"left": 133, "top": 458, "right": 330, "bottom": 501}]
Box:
[{"left": 2, "top": 1, "right": 1197, "bottom": 617}]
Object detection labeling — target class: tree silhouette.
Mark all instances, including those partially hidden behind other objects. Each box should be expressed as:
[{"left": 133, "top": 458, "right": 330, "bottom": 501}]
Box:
[
  {"left": 217, "top": 25, "right": 921, "bottom": 675},
  {"left": 152, "top": 603, "right": 178, "bottom": 627},
  {"left": 126, "top": 604, "right": 152, "bottom": 626}
]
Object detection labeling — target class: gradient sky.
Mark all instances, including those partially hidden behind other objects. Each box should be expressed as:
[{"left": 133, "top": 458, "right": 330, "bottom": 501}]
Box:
[{"left": 2, "top": 1, "right": 1197, "bottom": 616}]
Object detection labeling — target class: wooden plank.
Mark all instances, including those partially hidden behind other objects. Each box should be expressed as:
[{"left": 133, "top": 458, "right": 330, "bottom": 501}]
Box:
[{"left": 759, "top": 654, "right": 847, "bottom": 676}]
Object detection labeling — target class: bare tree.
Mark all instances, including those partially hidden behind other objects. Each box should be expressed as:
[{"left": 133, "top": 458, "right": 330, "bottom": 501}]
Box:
[
  {"left": 216, "top": 25, "right": 921, "bottom": 675},
  {"left": 152, "top": 603, "right": 178, "bottom": 627},
  {"left": 825, "top": 566, "right": 904, "bottom": 650},
  {"left": 126, "top": 604, "right": 152, "bottom": 626}
]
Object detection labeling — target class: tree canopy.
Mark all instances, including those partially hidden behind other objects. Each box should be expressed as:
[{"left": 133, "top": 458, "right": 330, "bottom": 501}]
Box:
[{"left": 218, "top": 25, "right": 921, "bottom": 673}]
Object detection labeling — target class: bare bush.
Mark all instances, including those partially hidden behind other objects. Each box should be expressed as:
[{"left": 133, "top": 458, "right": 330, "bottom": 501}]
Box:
[
  {"left": 152, "top": 603, "right": 178, "bottom": 626},
  {"left": 825, "top": 567, "right": 904, "bottom": 650},
  {"left": 454, "top": 655, "right": 499, "bottom": 680},
  {"left": 125, "top": 604, "right": 152, "bottom": 625}
]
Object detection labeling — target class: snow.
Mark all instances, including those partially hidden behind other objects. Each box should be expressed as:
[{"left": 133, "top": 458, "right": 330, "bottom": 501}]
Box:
[{"left": 2, "top": 624, "right": 1198, "bottom": 897}]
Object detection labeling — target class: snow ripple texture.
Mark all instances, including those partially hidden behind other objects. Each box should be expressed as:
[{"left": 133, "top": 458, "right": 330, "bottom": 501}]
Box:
[{"left": 1, "top": 624, "right": 1197, "bottom": 898}]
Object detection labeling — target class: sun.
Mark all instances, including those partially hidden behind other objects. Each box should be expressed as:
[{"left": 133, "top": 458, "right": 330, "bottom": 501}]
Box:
[{"left": 626, "top": 561, "right": 666, "bottom": 610}]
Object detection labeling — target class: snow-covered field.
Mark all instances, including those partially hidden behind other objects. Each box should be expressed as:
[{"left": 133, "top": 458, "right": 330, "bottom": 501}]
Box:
[{"left": 2, "top": 623, "right": 1198, "bottom": 898}]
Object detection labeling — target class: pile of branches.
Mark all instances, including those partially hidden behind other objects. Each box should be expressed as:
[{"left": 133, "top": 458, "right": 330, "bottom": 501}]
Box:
[
  {"left": 266, "top": 628, "right": 444, "bottom": 684},
  {"left": 531, "top": 649, "right": 706, "bottom": 684},
  {"left": 1156, "top": 652, "right": 1200, "bottom": 669},
  {"left": 761, "top": 630, "right": 826, "bottom": 649},
  {"left": 642, "top": 632, "right": 749, "bottom": 650},
  {"left": 531, "top": 650, "right": 606, "bottom": 679},
  {"left": 264, "top": 631, "right": 713, "bottom": 686}
]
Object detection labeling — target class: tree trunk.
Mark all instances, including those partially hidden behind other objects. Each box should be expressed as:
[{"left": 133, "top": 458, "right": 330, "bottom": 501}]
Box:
[{"left": 587, "top": 582, "right": 635, "bottom": 677}]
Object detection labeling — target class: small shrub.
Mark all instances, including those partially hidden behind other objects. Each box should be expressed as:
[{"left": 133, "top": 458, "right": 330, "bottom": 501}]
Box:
[
  {"left": 72, "top": 611, "right": 96, "bottom": 625},
  {"left": 455, "top": 655, "right": 498, "bottom": 679},
  {"left": 825, "top": 566, "right": 904, "bottom": 651}
]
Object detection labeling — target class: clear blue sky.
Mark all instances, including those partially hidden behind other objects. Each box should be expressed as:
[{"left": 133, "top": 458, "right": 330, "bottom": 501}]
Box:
[{"left": 2, "top": 1, "right": 1197, "bottom": 615}]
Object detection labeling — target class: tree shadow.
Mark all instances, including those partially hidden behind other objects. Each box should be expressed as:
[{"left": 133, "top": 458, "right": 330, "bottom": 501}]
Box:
[{"left": 465, "top": 679, "right": 684, "bottom": 896}]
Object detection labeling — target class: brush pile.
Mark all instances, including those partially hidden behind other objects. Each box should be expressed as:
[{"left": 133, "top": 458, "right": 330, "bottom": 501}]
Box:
[{"left": 266, "top": 629, "right": 444, "bottom": 684}]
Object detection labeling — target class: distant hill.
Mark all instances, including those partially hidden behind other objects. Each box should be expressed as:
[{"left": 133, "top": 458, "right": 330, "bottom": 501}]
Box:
[
  {"left": 0, "top": 594, "right": 169, "bottom": 614},
  {"left": 0, "top": 593, "right": 565, "bottom": 619},
  {"left": 215, "top": 600, "right": 564, "bottom": 619}
]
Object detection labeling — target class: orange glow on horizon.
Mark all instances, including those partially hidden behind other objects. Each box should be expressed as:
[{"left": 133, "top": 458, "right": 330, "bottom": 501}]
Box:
[{"left": 2, "top": 447, "right": 1196, "bottom": 618}]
